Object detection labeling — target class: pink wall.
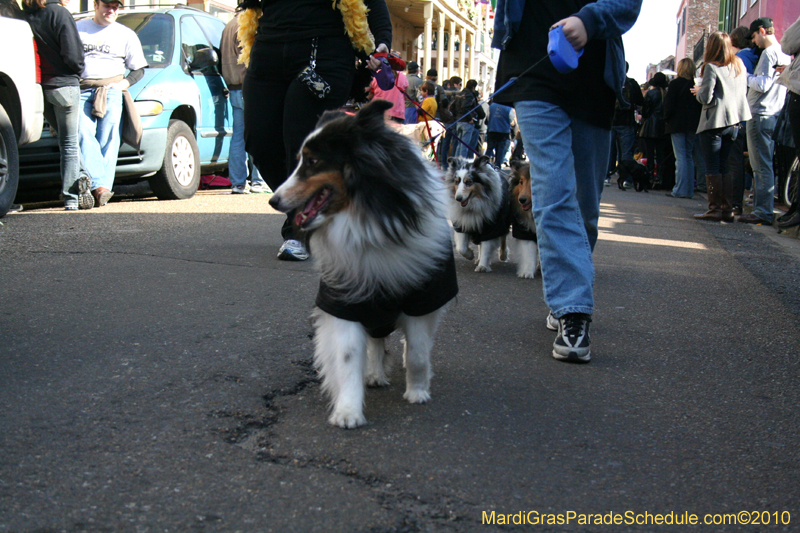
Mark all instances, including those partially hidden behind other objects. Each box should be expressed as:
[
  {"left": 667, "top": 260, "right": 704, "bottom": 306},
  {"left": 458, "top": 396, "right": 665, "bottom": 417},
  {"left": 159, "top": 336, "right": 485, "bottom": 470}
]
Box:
[{"left": 738, "top": 0, "right": 800, "bottom": 42}]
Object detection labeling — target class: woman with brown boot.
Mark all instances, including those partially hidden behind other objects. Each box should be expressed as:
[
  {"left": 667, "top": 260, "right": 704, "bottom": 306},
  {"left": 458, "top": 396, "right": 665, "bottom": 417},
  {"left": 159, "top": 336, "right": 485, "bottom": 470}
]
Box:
[{"left": 691, "top": 32, "right": 751, "bottom": 222}]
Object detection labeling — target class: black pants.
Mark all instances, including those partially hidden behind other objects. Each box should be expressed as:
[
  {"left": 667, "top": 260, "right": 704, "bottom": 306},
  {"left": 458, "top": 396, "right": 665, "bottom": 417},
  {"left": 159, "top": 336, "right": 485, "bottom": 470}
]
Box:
[
  {"left": 644, "top": 136, "right": 674, "bottom": 190},
  {"left": 243, "top": 35, "right": 356, "bottom": 240},
  {"left": 726, "top": 124, "right": 747, "bottom": 209}
]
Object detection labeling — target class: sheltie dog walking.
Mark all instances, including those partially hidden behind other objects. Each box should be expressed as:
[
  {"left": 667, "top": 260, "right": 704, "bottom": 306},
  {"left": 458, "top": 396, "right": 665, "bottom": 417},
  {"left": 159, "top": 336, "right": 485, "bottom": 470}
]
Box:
[
  {"left": 445, "top": 156, "right": 510, "bottom": 272},
  {"left": 268, "top": 100, "right": 458, "bottom": 429},
  {"left": 508, "top": 161, "right": 540, "bottom": 279}
]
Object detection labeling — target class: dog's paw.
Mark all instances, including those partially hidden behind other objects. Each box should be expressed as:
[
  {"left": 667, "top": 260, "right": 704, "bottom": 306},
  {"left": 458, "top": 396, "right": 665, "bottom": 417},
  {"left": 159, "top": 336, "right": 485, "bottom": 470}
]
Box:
[
  {"left": 475, "top": 264, "right": 492, "bottom": 273},
  {"left": 329, "top": 409, "right": 367, "bottom": 429},
  {"left": 460, "top": 248, "right": 475, "bottom": 261},
  {"left": 403, "top": 388, "right": 431, "bottom": 404},
  {"left": 517, "top": 270, "right": 535, "bottom": 279},
  {"left": 365, "top": 374, "right": 390, "bottom": 387}
]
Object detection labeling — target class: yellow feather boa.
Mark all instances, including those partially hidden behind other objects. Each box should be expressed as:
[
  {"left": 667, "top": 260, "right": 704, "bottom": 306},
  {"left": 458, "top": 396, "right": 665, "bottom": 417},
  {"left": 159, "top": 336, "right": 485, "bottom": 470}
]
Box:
[{"left": 237, "top": 0, "right": 375, "bottom": 67}]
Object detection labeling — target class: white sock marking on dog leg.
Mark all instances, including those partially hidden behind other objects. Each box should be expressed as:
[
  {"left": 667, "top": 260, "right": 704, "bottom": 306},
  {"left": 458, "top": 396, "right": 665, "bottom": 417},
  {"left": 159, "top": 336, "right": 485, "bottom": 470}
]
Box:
[
  {"left": 365, "top": 336, "right": 390, "bottom": 387},
  {"left": 475, "top": 238, "right": 499, "bottom": 272},
  {"left": 312, "top": 310, "right": 368, "bottom": 428},
  {"left": 398, "top": 308, "right": 446, "bottom": 404}
]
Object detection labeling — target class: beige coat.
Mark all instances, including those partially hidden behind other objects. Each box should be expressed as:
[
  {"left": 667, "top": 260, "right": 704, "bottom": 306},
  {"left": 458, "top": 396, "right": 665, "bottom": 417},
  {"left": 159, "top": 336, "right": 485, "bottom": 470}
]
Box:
[
  {"left": 778, "top": 14, "right": 800, "bottom": 96},
  {"left": 695, "top": 62, "right": 751, "bottom": 133}
]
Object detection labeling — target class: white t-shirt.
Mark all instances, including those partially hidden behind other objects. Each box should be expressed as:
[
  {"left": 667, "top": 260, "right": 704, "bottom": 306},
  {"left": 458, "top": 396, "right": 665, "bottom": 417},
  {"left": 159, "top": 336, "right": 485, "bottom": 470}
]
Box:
[{"left": 77, "top": 18, "right": 147, "bottom": 80}]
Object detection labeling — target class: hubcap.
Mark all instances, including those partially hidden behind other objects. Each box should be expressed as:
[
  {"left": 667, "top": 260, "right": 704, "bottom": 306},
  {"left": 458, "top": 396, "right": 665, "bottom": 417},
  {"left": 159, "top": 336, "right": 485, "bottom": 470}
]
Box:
[{"left": 170, "top": 135, "right": 195, "bottom": 187}]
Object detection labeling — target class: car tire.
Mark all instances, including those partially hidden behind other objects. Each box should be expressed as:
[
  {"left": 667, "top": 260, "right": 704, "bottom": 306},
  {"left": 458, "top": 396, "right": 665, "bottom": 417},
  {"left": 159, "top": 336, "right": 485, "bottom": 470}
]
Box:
[
  {"left": 148, "top": 119, "right": 200, "bottom": 200},
  {"left": 0, "top": 103, "right": 20, "bottom": 218}
]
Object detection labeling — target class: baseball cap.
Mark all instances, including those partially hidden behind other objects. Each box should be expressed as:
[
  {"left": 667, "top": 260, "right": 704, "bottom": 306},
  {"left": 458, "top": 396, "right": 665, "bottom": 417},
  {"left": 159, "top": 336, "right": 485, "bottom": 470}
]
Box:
[
  {"left": 426, "top": 68, "right": 437, "bottom": 78},
  {"left": 749, "top": 17, "right": 773, "bottom": 37},
  {"left": 99, "top": 0, "right": 124, "bottom": 6},
  {"left": 407, "top": 61, "right": 419, "bottom": 72}
]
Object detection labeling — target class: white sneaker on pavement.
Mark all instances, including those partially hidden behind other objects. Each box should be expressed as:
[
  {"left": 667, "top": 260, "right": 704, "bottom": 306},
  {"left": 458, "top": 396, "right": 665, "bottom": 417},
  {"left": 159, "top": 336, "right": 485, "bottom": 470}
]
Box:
[{"left": 277, "top": 239, "right": 309, "bottom": 261}]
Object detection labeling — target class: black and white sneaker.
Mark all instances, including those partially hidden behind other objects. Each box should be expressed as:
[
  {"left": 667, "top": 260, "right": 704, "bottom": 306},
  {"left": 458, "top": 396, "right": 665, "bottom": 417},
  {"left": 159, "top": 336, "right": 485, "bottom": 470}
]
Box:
[
  {"left": 552, "top": 313, "right": 591, "bottom": 363},
  {"left": 77, "top": 174, "right": 94, "bottom": 210},
  {"left": 545, "top": 311, "right": 559, "bottom": 331}
]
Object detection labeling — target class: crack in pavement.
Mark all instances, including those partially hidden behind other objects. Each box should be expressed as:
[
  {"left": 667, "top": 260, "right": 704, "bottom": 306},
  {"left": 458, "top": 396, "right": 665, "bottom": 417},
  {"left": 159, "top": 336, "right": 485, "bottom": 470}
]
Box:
[{"left": 208, "top": 360, "right": 487, "bottom": 532}]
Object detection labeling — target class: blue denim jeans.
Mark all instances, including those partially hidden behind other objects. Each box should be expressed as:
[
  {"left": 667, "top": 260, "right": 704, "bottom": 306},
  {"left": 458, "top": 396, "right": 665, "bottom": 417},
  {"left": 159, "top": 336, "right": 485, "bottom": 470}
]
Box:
[
  {"left": 608, "top": 124, "right": 635, "bottom": 174},
  {"left": 515, "top": 100, "right": 611, "bottom": 317},
  {"left": 485, "top": 132, "right": 510, "bottom": 167},
  {"left": 693, "top": 138, "right": 706, "bottom": 190},
  {"left": 228, "top": 90, "right": 265, "bottom": 189},
  {"left": 671, "top": 131, "right": 696, "bottom": 198},
  {"left": 699, "top": 127, "right": 736, "bottom": 177},
  {"left": 79, "top": 87, "right": 123, "bottom": 191},
  {"left": 454, "top": 122, "right": 479, "bottom": 159},
  {"left": 746, "top": 114, "right": 778, "bottom": 221},
  {"left": 44, "top": 86, "right": 81, "bottom": 207}
]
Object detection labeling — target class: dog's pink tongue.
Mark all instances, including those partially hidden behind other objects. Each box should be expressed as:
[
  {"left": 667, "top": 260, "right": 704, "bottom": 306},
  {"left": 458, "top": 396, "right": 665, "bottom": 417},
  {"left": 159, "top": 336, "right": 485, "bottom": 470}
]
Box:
[{"left": 295, "top": 189, "right": 329, "bottom": 226}]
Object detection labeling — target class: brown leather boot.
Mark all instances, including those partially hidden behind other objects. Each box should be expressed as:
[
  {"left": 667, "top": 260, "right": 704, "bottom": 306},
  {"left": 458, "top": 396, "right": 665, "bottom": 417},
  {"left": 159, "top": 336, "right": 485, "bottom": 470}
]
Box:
[
  {"left": 718, "top": 173, "right": 734, "bottom": 222},
  {"left": 92, "top": 187, "right": 114, "bottom": 207},
  {"left": 694, "top": 174, "right": 724, "bottom": 221}
]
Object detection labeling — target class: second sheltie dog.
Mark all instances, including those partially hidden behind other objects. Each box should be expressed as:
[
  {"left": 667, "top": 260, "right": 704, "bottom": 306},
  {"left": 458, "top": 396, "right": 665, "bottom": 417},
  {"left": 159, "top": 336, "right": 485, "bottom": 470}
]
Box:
[
  {"left": 268, "top": 100, "right": 458, "bottom": 429},
  {"left": 508, "top": 161, "right": 540, "bottom": 279},
  {"left": 445, "top": 155, "right": 510, "bottom": 272}
]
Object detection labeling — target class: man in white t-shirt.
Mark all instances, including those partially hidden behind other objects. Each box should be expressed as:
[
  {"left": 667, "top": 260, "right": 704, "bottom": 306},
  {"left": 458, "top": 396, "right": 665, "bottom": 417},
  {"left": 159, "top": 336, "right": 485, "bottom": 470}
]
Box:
[{"left": 77, "top": 0, "right": 146, "bottom": 206}]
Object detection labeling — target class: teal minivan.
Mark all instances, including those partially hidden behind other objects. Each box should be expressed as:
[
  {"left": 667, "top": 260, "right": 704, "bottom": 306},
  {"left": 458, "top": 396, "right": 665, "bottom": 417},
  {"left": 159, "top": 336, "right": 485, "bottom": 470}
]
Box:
[{"left": 19, "top": 5, "right": 233, "bottom": 200}]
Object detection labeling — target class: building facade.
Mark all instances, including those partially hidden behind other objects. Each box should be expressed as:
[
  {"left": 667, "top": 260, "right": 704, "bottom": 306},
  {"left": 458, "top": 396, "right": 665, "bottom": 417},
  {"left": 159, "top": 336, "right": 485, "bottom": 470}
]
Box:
[
  {"left": 675, "top": 0, "right": 719, "bottom": 67},
  {"left": 720, "top": 0, "right": 800, "bottom": 38}
]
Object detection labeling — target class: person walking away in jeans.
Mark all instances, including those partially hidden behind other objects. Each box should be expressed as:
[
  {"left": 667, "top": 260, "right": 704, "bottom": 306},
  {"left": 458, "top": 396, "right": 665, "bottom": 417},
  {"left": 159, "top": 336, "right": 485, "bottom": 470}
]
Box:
[
  {"left": 664, "top": 58, "right": 702, "bottom": 199},
  {"left": 221, "top": 13, "right": 269, "bottom": 195},
  {"left": 453, "top": 79, "right": 485, "bottom": 159},
  {"left": 485, "top": 102, "right": 514, "bottom": 167},
  {"left": 22, "top": 0, "right": 88, "bottom": 210},
  {"left": 76, "top": 0, "right": 146, "bottom": 207},
  {"left": 239, "top": 0, "right": 392, "bottom": 261},
  {"left": 738, "top": 17, "right": 791, "bottom": 225},
  {"left": 775, "top": 14, "right": 800, "bottom": 227},
  {"left": 493, "top": 0, "right": 642, "bottom": 363},
  {"left": 607, "top": 62, "right": 643, "bottom": 187},
  {"left": 691, "top": 32, "right": 751, "bottom": 222}
]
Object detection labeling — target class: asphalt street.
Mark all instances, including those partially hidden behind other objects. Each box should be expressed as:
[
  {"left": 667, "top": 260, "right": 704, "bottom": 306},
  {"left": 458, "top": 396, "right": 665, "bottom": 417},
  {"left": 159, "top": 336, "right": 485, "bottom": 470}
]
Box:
[{"left": 1, "top": 185, "right": 799, "bottom": 532}]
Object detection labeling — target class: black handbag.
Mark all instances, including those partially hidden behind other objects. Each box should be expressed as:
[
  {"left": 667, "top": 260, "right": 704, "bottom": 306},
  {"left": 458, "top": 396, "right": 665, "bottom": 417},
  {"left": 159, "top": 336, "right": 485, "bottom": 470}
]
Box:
[{"left": 297, "top": 38, "right": 330, "bottom": 99}]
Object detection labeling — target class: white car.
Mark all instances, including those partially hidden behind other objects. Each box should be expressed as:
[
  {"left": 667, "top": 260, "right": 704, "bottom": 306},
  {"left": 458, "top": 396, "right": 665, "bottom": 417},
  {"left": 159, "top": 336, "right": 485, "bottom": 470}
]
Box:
[{"left": 0, "top": 15, "right": 44, "bottom": 217}]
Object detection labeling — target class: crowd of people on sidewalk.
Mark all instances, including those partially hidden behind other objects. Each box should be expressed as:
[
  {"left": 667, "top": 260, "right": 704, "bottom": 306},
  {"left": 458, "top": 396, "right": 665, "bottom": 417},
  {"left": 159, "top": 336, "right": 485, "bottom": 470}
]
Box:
[{"left": 607, "top": 15, "right": 800, "bottom": 229}]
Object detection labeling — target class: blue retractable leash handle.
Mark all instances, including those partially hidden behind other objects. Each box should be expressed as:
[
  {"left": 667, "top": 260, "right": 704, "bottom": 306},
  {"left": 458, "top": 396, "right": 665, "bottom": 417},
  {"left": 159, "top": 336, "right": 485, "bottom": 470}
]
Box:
[
  {"left": 413, "top": 26, "right": 584, "bottom": 156},
  {"left": 547, "top": 25, "right": 584, "bottom": 74}
]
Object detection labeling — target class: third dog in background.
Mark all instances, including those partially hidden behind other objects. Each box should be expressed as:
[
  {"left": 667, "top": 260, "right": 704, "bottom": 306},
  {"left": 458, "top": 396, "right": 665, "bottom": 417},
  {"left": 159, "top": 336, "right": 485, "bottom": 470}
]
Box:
[
  {"left": 508, "top": 161, "right": 540, "bottom": 278},
  {"left": 446, "top": 156, "right": 510, "bottom": 272}
]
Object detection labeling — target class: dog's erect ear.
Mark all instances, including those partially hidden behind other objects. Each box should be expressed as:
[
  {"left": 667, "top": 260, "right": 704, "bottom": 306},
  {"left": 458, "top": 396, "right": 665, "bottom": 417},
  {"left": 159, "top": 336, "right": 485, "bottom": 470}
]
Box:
[
  {"left": 447, "top": 156, "right": 457, "bottom": 166},
  {"left": 509, "top": 159, "right": 523, "bottom": 172},
  {"left": 316, "top": 109, "right": 347, "bottom": 129},
  {"left": 355, "top": 99, "right": 393, "bottom": 130},
  {"left": 474, "top": 155, "right": 491, "bottom": 168}
]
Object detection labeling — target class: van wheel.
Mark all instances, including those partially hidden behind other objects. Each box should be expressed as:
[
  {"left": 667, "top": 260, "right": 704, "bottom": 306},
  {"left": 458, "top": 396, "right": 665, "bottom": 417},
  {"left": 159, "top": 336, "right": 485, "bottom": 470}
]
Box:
[
  {"left": 149, "top": 119, "right": 200, "bottom": 200},
  {"left": 0, "top": 103, "right": 20, "bottom": 218}
]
